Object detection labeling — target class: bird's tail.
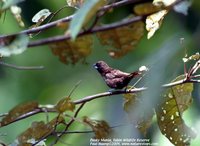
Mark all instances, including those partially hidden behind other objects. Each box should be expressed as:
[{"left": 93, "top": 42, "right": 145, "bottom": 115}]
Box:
[
  {"left": 130, "top": 71, "right": 141, "bottom": 78},
  {"left": 130, "top": 66, "right": 148, "bottom": 78}
]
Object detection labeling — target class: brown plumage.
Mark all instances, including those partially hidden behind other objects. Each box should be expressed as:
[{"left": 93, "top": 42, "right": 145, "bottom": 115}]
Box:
[{"left": 93, "top": 61, "right": 140, "bottom": 89}]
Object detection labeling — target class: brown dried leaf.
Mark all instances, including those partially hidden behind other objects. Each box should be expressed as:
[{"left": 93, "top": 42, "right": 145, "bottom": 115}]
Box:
[
  {"left": 18, "top": 116, "right": 64, "bottom": 145},
  {"left": 134, "top": 2, "right": 161, "bottom": 15},
  {"left": 83, "top": 116, "right": 111, "bottom": 139},
  {"left": 55, "top": 97, "right": 76, "bottom": 113},
  {"left": 97, "top": 21, "right": 144, "bottom": 58},
  {"left": 156, "top": 75, "right": 196, "bottom": 146},
  {"left": 56, "top": 22, "right": 69, "bottom": 30},
  {"left": 0, "top": 101, "right": 38, "bottom": 127},
  {"left": 50, "top": 35, "right": 92, "bottom": 65}
]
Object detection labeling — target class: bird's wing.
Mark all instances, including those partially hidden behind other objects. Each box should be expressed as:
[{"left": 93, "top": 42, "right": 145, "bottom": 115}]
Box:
[
  {"left": 112, "top": 69, "right": 130, "bottom": 77},
  {"left": 105, "top": 72, "right": 115, "bottom": 79},
  {"left": 105, "top": 77, "right": 124, "bottom": 88},
  {"left": 105, "top": 70, "right": 130, "bottom": 79}
]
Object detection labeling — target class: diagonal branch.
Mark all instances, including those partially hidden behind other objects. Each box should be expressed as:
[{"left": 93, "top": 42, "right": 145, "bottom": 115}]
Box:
[{"left": 28, "top": 15, "right": 144, "bottom": 47}]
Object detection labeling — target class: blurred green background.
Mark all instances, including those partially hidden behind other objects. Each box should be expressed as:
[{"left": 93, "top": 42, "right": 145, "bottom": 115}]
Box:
[{"left": 1, "top": 0, "right": 200, "bottom": 145}]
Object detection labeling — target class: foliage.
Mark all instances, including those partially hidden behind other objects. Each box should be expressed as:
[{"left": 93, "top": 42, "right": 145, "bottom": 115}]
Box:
[{"left": 0, "top": 0, "right": 199, "bottom": 146}]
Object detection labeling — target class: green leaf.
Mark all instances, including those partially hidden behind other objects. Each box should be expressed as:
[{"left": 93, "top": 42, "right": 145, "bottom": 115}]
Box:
[
  {"left": 69, "top": 0, "right": 106, "bottom": 40},
  {"left": 156, "top": 75, "right": 196, "bottom": 146},
  {"left": 0, "top": 34, "right": 29, "bottom": 57},
  {"left": 1, "top": 0, "right": 24, "bottom": 10}
]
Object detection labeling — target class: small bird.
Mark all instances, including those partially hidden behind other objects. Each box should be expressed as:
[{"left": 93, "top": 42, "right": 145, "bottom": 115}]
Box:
[{"left": 93, "top": 61, "right": 144, "bottom": 89}]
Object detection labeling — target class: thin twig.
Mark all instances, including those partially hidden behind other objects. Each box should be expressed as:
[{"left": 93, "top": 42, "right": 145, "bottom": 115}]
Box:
[
  {"left": 56, "top": 129, "right": 93, "bottom": 134},
  {"left": 68, "top": 80, "right": 82, "bottom": 97},
  {"left": 0, "top": 107, "right": 57, "bottom": 128},
  {"left": 0, "top": 16, "right": 73, "bottom": 38},
  {"left": 0, "top": 61, "right": 44, "bottom": 70},
  {"left": 55, "top": 123, "right": 130, "bottom": 134}
]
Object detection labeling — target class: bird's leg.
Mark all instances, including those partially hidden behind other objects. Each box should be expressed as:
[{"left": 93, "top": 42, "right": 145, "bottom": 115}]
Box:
[
  {"left": 124, "top": 86, "right": 128, "bottom": 92},
  {"left": 108, "top": 88, "right": 116, "bottom": 92},
  {"left": 108, "top": 88, "right": 124, "bottom": 93}
]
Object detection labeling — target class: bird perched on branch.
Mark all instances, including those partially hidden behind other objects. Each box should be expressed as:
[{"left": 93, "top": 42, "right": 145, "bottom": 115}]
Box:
[{"left": 93, "top": 61, "right": 147, "bottom": 89}]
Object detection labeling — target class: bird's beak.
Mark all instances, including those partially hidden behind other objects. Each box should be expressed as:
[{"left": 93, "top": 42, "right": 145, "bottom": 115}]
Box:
[{"left": 93, "top": 63, "right": 98, "bottom": 69}]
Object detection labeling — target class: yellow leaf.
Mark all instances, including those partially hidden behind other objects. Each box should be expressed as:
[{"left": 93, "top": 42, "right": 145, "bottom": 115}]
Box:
[
  {"left": 55, "top": 97, "right": 76, "bottom": 113},
  {"left": 146, "top": 10, "right": 168, "bottom": 39}
]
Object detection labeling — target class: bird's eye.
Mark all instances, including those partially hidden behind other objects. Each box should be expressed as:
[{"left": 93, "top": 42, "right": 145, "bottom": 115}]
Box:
[{"left": 93, "top": 63, "right": 99, "bottom": 69}]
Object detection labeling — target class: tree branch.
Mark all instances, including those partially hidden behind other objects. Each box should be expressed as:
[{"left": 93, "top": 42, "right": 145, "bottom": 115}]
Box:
[
  {"left": 28, "top": 15, "right": 144, "bottom": 47},
  {"left": 0, "top": 76, "right": 198, "bottom": 128},
  {"left": 0, "top": 0, "right": 148, "bottom": 38},
  {"left": 27, "top": 0, "right": 183, "bottom": 47},
  {"left": 0, "top": 0, "right": 184, "bottom": 48}
]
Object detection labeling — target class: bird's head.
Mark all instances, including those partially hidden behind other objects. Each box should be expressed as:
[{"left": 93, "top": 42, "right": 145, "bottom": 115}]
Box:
[{"left": 93, "top": 61, "right": 110, "bottom": 74}]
